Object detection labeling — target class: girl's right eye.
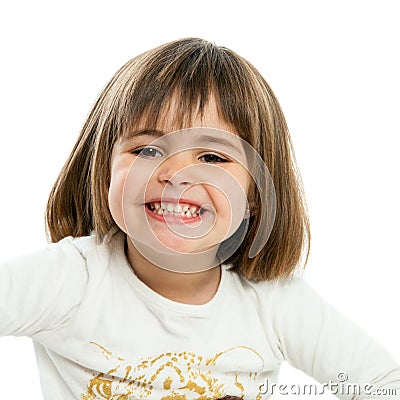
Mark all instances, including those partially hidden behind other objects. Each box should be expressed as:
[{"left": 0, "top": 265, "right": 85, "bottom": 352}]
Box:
[{"left": 131, "top": 146, "right": 163, "bottom": 158}]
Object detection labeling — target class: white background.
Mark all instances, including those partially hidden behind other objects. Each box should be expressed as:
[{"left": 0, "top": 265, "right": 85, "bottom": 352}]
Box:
[{"left": 0, "top": 1, "right": 399, "bottom": 398}]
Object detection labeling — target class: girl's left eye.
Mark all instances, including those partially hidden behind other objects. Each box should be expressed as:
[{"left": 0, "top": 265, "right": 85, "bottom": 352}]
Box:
[
  {"left": 131, "top": 147, "right": 163, "bottom": 158},
  {"left": 198, "top": 153, "right": 228, "bottom": 163}
]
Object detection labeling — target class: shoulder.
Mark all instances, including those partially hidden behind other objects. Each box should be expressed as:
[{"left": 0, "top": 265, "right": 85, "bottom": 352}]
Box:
[
  {"left": 0, "top": 230, "right": 114, "bottom": 283},
  {"left": 226, "top": 269, "right": 327, "bottom": 317},
  {"left": 226, "top": 269, "right": 309, "bottom": 300},
  {"left": 51, "top": 227, "right": 122, "bottom": 265},
  {"left": 239, "top": 272, "right": 346, "bottom": 337},
  {"left": 58, "top": 232, "right": 100, "bottom": 259}
]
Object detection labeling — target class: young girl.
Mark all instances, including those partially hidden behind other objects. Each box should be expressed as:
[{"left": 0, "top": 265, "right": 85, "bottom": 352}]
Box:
[{"left": 1, "top": 38, "right": 399, "bottom": 399}]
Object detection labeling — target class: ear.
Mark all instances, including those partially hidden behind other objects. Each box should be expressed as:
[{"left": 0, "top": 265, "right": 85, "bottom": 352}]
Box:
[{"left": 244, "top": 200, "right": 256, "bottom": 219}]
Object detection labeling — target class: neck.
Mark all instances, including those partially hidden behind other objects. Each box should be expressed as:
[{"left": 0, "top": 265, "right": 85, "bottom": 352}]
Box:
[{"left": 125, "top": 237, "right": 222, "bottom": 305}]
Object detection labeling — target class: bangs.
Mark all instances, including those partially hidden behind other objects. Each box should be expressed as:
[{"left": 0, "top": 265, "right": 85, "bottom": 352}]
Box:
[{"left": 107, "top": 38, "right": 262, "bottom": 142}]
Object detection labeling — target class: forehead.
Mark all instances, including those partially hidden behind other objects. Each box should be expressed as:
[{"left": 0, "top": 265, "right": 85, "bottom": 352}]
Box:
[{"left": 130, "top": 94, "right": 237, "bottom": 135}]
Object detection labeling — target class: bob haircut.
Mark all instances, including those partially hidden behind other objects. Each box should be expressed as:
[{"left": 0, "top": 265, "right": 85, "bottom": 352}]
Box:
[{"left": 46, "top": 38, "right": 310, "bottom": 281}]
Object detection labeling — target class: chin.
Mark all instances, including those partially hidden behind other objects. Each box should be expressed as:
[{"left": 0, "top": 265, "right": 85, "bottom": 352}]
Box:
[{"left": 154, "top": 240, "right": 207, "bottom": 255}]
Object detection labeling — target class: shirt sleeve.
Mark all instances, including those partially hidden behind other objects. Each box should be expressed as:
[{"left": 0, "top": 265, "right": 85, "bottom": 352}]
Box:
[
  {"left": 273, "top": 277, "right": 400, "bottom": 400},
  {"left": 0, "top": 237, "right": 88, "bottom": 337}
]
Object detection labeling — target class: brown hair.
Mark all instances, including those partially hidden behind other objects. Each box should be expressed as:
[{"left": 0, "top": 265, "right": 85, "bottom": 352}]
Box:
[{"left": 46, "top": 37, "right": 310, "bottom": 281}]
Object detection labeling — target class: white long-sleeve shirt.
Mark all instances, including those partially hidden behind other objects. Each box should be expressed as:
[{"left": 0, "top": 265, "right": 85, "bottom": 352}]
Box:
[{"left": 1, "top": 229, "right": 399, "bottom": 399}]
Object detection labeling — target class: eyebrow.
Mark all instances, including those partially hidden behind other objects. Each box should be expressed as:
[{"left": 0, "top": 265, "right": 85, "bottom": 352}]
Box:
[
  {"left": 123, "top": 129, "right": 165, "bottom": 140},
  {"left": 196, "top": 134, "right": 244, "bottom": 156}
]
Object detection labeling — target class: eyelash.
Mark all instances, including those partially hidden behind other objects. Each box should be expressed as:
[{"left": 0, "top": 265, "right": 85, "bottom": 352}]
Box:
[
  {"left": 131, "top": 147, "right": 163, "bottom": 158},
  {"left": 198, "top": 153, "right": 228, "bottom": 163},
  {"left": 131, "top": 147, "right": 229, "bottom": 163}
]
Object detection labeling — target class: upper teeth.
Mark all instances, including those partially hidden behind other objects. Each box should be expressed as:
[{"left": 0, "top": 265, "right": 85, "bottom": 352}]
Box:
[{"left": 149, "top": 202, "right": 200, "bottom": 217}]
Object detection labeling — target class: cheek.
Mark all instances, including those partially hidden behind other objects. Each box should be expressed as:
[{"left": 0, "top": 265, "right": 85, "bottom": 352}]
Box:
[
  {"left": 215, "top": 191, "right": 231, "bottom": 214},
  {"left": 209, "top": 169, "right": 250, "bottom": 211},
  {"left": 204, "top": 168, "right": 250, "bottom": 238},
  {"left": 108, "top": 169, "right": 128, "bottom": 232},
  {"left": 235, "top": 168, "right": 251, "bottom": 195},
  {"left": 206, "top": 184, "right": 244, "bottom": 219}
]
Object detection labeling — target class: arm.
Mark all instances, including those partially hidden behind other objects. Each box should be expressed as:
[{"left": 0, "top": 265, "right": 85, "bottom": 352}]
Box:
[
  {"left": 0, "top": 237, "right": 88, "bottom": 337},
  {"left": 273, "top": 277, "right": 400, "bottom": 400}
]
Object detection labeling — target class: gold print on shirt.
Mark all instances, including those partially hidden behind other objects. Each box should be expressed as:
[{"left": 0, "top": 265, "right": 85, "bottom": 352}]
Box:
[{"left": 81, "top": 342, "right": 264, "bottom": 400}]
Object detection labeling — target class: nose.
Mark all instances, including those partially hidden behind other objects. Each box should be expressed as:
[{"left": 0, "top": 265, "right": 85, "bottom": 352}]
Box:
[{"left": 156, "top": 151, "right": 195, "bottom": 186}]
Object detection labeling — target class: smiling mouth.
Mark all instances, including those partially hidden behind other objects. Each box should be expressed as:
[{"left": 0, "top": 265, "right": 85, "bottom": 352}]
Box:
[{"left": 145, "top": 201, "right": 205, "bottom": 219}]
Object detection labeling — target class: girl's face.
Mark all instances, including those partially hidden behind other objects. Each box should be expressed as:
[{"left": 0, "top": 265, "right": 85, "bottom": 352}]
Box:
[{"left": 108, "top": 97, "right": 251, "bottom": 270}]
